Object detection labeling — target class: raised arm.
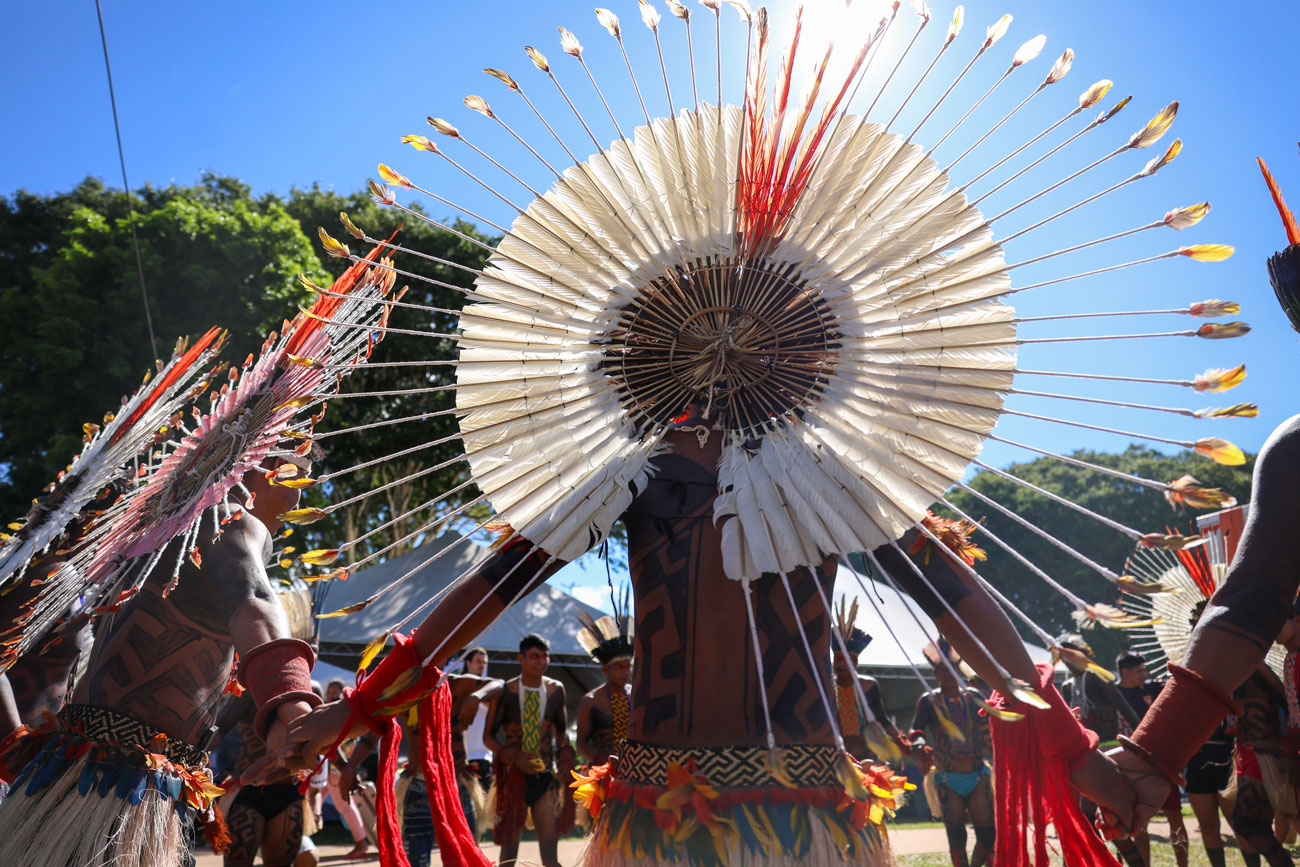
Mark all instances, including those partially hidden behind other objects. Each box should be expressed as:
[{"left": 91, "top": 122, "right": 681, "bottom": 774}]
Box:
[
  {"left": 272, "top": 538, "right": 567, "bottom": 773},
  {"left": 1187, "top": 415, "right": 1300, "bottom": 693},
  {"left": 1117, "top": 416, "right": 1300, "bottom": 833},
  {"left": 861, "top": 677, "right": 900, "bottom": 740},
  {"left": 411, "top": 538, "right": 567, "bottom": 665}
]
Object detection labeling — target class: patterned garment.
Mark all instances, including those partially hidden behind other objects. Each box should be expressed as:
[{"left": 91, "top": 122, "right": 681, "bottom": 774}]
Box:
[
  {"left": 609, "top": 688, "right": 629, "bottom": 745},
  {"left": 520, "top": 686, "right": 542, "bottom": 754},
  {"left": 837, "top": 682, "right": 861, "bottom": 738}
]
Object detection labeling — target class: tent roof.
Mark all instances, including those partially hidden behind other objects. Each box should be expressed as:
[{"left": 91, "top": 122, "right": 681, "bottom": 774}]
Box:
[
  {"left": 319, "top": 536, "right": 1052, "bottom": 671},
  {"left": 316, "top": 535, "right": 608, "bottom": 659},
  {"left": 840, "top": 570, "right": 1054, "bottom": 672}
]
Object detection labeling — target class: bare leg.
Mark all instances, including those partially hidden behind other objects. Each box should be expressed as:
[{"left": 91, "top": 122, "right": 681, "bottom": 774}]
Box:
[
  {"left": 531, "top": 786, "right": 562, "bottom": 867},
  {"left": 1191, "top": 791, "right": 1225, "bottom": 847},
  {"left": 1234, "top": 775, "right": 1294, "bottom": 866},
  {"left": 497, "top": 829, "right": 522, "bottom": 867},
  {"left": 224, "top": 801, "right": 267, "bottom": 867},
  {"left": 260, "top": 800, "right": 305, "bottom": 867},
  {"left": 967, "top": 776, "right": 995, "bottom": 867},
  {"left": 937, "top": 781, "right": 971, "bottom": 867},
  {"left": 1165, "top": 806, "right": 1190, "bottom": 867}
]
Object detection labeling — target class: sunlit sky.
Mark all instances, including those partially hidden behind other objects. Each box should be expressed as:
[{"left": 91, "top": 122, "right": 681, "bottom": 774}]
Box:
[{"left": 5, "top": 0, "right": 1299, "bottom": 614}]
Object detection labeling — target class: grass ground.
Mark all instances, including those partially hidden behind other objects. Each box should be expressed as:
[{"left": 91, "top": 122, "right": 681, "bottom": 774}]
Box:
[{"left": 897, "top": 839, "right": 1300, "bottom": 866}]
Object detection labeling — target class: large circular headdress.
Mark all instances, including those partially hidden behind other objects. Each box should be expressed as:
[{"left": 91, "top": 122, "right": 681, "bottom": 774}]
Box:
[
  {"left": 304, "top": 2, "right": 1255, "bottom": 671},
  {"left": 1121, "top": 505, "right": 1283, "bottom": 678}
]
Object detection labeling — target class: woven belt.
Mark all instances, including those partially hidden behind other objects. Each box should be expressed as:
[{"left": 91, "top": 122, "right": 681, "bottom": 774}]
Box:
[
  {"left": 59, "top": 704, "right": 209, "bottom": 771},
  {"left": 615, "top": 741, "right": 841, "bottom": 789}
]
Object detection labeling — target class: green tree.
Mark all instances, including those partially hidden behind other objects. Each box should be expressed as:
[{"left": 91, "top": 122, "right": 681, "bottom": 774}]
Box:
[
  {"left": 942, "top": 445, "right": 1256, "bottom": 666},
  {"left": 0, "top": 174, "right": 323, "bottom": 520},
  {"left": 281, "top": 185, "right": 492, "bottom": 565}
]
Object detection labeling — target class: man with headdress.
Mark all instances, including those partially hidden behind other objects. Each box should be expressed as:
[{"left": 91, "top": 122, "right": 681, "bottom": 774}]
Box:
[
  {"left": 574, "top": 612, "right": 634, "bottom": 769},
  {"left": 911, "top": 641, "right": 994, "bottom": 867},
  {"left": 275, "top": 406, "right": 1136, "bottom": 867},
  {"left": 832, "top": 596, "right": 905, "bottom": 763},
  {"left": 0, "top": 455, "right": 321, "bottom": 867}
]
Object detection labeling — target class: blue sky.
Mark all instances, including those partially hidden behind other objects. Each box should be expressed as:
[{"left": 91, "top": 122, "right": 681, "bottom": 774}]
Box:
[{"left": 4, "top": 0, "right": 1299, "bottom": 612}]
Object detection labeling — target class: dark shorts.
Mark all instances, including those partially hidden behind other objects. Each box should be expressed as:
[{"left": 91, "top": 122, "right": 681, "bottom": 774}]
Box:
[
  {"left": 232, "top": 782, "right": 302, "bottom": 820},
  {"left": 1185, "top": 744, "right": 1235, "bottom": 794},
  {"left": 523, "top": 771, "right": 557, "bottom": 807}
]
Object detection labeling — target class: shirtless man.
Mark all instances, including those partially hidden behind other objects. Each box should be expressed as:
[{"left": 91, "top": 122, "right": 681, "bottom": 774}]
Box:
[
  {"left": 912, "top": 653, "right": 993, "bottom": 867},
  {"left": 471, "top": 634, "right": 570, "bottom": 867},
  {"left": 277, "top": 414, "right": 1135, "bottom": 865},
  {"left": 574, "top": 617, "right": 633, "bottom": 768},
  {"left": 0, "top": 459, "right": 320, "bottom": 867}
]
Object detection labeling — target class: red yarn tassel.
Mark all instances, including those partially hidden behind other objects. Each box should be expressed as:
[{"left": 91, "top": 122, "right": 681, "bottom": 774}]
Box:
[
  {"left": 374, "top": 714, "right": 413, "bottom": 867},
  {"left": 989, "top": 670, "right": 1120, "bottom": 867},
  {"left": 419, "top": 686, "right": 492, "bottom": 867}
]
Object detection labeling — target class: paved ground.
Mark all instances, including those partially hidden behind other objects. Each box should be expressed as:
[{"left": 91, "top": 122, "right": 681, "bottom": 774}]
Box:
[{"left": 194, "top": 819, "right": 1190, "bottom": 865}]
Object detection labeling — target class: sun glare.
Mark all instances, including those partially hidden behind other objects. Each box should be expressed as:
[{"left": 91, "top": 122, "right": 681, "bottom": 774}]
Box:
[{"left": 764, "top": 0, "right": 902, "bottom": 104}]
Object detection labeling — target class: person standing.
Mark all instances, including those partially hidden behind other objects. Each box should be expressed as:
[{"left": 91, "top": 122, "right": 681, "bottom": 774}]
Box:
[
  {"left": 911, "top": 644, "right": 993, "bottom": 867},
  {"left": 477, "top": 634, "right": 573, "bottom": 867},
  {"left": 832, "top": 597, "right": 905, "bottom": 764},
  {"left": 459, "top": 648, "right": 495, "bottom": 836},
  {"left": 1234, "top": 661, "right": 1296, "bottom": 866},
  {"left": 574, "top": 614, "right": 634, "bottom": 768},
  {"left": 1114, "top": 652, "right": 1189, "bottom": 867}
]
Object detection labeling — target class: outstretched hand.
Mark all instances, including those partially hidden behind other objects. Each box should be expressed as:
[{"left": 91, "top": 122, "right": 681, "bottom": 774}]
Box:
[
  {"left": 1093, "top": 746, "right": 1170, "bottom": 839},
  {"left": 241, "top": 698, "right": 363, "bottom": 786},
  {"left": 1067, "top": 748, "right": 1137, "bottom": 836},
  {"left": 240, "top": 699, "right": 315, "bottom": 786}
]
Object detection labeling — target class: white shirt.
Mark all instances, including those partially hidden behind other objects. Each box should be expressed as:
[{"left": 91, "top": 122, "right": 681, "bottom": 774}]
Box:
[{"left": 463, "top": 703, "right": 491, "bottom": 761}]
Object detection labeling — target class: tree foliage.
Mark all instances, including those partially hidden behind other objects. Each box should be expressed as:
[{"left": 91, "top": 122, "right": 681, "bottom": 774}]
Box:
[
  {"left": 943, "top": 445, "right": 1256, "bottom": 666},
  {"left": 0, "top": 174, "right": 323, "bottom": 520}
]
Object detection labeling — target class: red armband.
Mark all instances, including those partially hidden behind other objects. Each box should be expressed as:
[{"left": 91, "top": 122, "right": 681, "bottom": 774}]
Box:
[
  {"left": 332, "top": 633, "right": 491, "bottom": 867},
  {"left": 237, "top": 638, "right": 322, "bottom": 739},
  {"left": 347, "top": 632, "right": 442, "bottom": 730},
  {"left": 989, "top": 664, "right": 1118, "bottom": 866},
  {"left": 991, "top": 663, "right": 1098, "bottom": 771},
  {"left": 1124, "top": 663, "right": 1241, "bottom": 785}
]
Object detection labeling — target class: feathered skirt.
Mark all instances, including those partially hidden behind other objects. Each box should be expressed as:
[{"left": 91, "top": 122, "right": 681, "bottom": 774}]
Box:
[
  {"left": 0, "top": 705, "right": 221, "bottom": 867},
  {"left": 575, "top": 741, "right": 900, "bottom": 867}
]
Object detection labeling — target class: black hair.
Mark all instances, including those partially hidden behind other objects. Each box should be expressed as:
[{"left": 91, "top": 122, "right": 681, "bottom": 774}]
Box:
[
  {"left": 1115, "top": 651, "right": 1145, "bottom": 673},
  {"left": 465, "top": 646, "right": 488, "bottom": 663},
  {"left": 519, "top": 633, "right": 550, "bottom": 654},
  {"left": 327, "top": 678, "right": 345, "bottom": 689}
]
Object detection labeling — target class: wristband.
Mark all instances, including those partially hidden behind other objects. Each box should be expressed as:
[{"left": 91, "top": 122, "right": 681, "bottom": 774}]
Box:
[
  {"left": 346, "top": 632, "right": 442, "bottom": 733},
  {"left": 237, "top": 638, "right": 322, "bottom": 739},
  {"left": 1125, "top": 662, "right": 1240, "bottom": 784}
]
